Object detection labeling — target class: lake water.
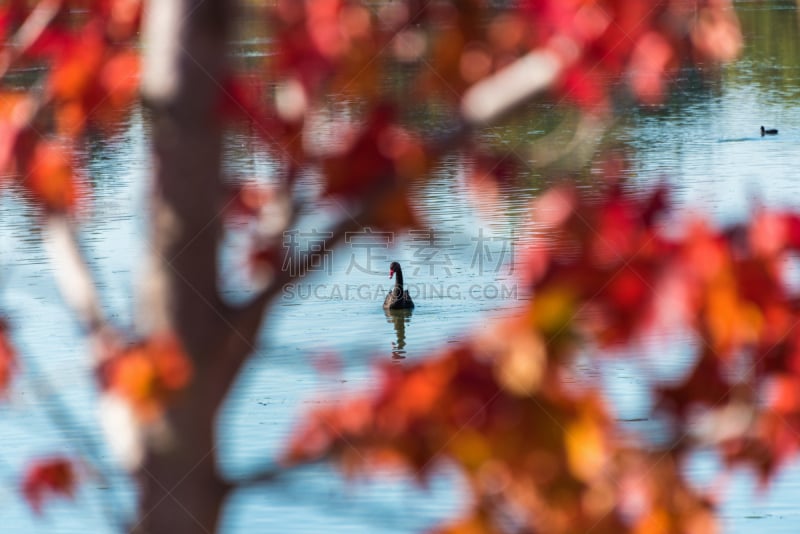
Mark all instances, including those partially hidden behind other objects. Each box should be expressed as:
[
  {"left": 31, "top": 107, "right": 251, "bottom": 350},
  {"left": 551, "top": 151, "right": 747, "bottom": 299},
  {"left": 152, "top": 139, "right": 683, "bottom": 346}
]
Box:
[{"left": 2, "top": 1, "right": 800, "bottom": 532}]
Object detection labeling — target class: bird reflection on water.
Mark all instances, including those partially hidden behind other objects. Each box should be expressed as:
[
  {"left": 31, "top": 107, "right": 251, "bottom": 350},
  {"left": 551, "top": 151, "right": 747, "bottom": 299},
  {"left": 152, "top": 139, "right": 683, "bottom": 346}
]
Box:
[{"left": 384, "top": 308, "right": 413, "bottom": 360}]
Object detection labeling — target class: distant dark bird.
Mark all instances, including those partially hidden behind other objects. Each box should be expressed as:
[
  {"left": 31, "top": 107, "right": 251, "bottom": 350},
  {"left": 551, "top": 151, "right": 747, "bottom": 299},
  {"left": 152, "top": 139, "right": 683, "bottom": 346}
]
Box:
[
  {"left": 761, "top": 126, "right": 778, "bottom": 136},
  {"left": 383, "top": 262, "right": 414, "bottom": 310}
]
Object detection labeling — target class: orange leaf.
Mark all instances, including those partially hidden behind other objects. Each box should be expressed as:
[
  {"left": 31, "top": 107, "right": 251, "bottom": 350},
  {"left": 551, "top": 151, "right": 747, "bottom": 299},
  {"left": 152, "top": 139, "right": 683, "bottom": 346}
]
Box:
[
  {"left": 50, "top": 31, "right": 104, "bottom": 102},
  {"left": 0, "top": 1, "right": 27, "bottom": 41},
  {"left": 98, "top": 48, "right": 140, "bottom": 110},
  {"left": 100, "top": 0, "right": 143, "bottom": 41},
  {"left": 0, "top": 91, "right": 28, "bottom": 120},
  {"left": 26, "top": 141, "right": 77, "bottom": 212},
  {"left": 0, "top": 92, "right": 34, "bottom": 175},
  {"left": 101, "top": 333, "right": 193, "bottom": 420}
]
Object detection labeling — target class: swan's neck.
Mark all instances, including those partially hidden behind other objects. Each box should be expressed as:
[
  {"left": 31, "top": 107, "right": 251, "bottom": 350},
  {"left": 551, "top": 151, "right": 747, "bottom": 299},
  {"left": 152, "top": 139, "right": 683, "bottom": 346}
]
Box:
[{"left": 394, "top": 269, "right": 404, "bottom": 290}]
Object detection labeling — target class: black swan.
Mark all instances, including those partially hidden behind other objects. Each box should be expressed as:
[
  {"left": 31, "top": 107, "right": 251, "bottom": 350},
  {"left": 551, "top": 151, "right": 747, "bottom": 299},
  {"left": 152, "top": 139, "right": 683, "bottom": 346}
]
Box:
[
  {"left": 383, "top": 261, "right": 415, "bottom": 309},
  {"left": 761, "top": 126, "right": 778, "bottom": 136}
]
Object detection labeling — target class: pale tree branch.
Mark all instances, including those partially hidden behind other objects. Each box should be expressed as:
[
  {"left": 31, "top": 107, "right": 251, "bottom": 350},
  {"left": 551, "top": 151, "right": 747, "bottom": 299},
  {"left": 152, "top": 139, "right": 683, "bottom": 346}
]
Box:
[
  {"left": 0, "top": 0, "right": 64, "bottom": 79},
  {"left": 461, "top": 47, "right": 570, "bottom": 127},
  {"left": 43, "top": 214, "right": 106, "bottom": 335}
]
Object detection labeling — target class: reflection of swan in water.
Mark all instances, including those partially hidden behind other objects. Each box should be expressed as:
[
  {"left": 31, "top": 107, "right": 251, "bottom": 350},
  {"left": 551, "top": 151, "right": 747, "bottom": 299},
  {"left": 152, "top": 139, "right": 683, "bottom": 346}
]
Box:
[{"left": 384, "top": 308, "right": 413, "bottom": 359}]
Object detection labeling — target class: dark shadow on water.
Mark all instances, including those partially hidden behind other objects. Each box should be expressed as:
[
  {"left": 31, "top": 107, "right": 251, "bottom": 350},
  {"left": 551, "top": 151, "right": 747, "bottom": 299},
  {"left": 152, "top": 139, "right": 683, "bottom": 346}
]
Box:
[
  {"left": 384, "top": 308, "right": 413, "bottom": 360},
  {"left": 717, "top": 137, "right": 766, "bottom": 143}
]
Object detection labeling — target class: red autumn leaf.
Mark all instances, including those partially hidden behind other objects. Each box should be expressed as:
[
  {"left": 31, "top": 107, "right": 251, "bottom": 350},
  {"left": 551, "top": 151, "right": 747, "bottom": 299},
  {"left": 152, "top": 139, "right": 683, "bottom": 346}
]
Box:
[
  {"left": 48, "top": 24, "right": 139, "bottom": 136},
  {"left": 271, "top": 2, "right": 337, "bottom": 95},
  {"left": 640, "top": 183, "right": 669, "bottom": 227},
  {"left": 323, "top": 104, "right": 397, "bottom": 199},
  {"left": 248, "top": 245, "right": 280, "bottom": 278},
  {"left": 0, "top": 92, "right": 39, "bottom": 177},
  {"left": 0, "top": 318, "right": 16, "bottom": 393},
  {"left": 0, "top": 91, "right": 28, "bottom": 120},
  {"left": 690, "top": 7, "right": 742, "bottom": 62},
  {"left": 656, "top": 351, "right": 730, "bottom": 422},
  {"left": 218, "top": 76, "right": 298, "bottom": 152},
  {"left": 593, "top": 263, "right": 654, "bottom": 345},
  {"left": 99, "top": 333, "right": 193, "bottom": 420},
  {"left": 26, "top": 25, "right": 74, "bottom": 60},
  {"left": 766, "top": 374, "right": 800, "bottom": 415},
  {"left": 225, "top": 182, "right": 275, "bottom": 219},
  {"left": 559, "top": 66, "right": 608, "bottom": 109},
  {"left": 98, "top": 48, "right": 140, "bottom": 109},
  {"left": 720, "top": 435, "right": 775, "bottom": 483},
  {"left": 25, "top": 141, "right": 77, "bottom": 212},
  {"left": 218, "top": 75, "right": 265, "bottom": 122},
  {"left": 21, "top": 457, "right": 76, "bottom": 514},
  {"left": 780, "top": 213, "right": 800, "bottom": 251},
  {"left": 629, "top": 32, "right": 675, "bottom": 105},
  {"left": 323, "top": 105, "right": 428, "bottom": 230},
  {"left": 361, "top": 190, "right": 419, "bottom": 233},
  {"left": 733, "top": 257, "right": 784, "bottom": 311},
  {"left": 66, "top": 46, "right": 142, "bottom": 134},
  {"left": 521, "top": 0, "right": 737, "bottom": 108},
  {"left": 0, "top": 0, "right": 27, "bottom": 41},
  {"left": 92, "top": 0, "right": 143, "bottom": 42},
  {"left": 590, "top": 194, "right": 639, "bottom": 265},
  {"left": 49, "top": 27, "right": 104, "bottom": 125}
]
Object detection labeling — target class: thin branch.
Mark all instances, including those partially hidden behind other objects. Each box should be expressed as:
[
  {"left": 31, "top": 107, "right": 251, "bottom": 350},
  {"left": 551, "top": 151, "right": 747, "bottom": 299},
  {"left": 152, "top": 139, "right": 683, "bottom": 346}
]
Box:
[
  {"left": 227, "top": 465, "right": 283, "bottom": 490},
  {"left": 214, "top": 209, "right": 365, "bottom": 401},
  {"left": 226, "top": 460, "right": 322, "bottom": 491}
]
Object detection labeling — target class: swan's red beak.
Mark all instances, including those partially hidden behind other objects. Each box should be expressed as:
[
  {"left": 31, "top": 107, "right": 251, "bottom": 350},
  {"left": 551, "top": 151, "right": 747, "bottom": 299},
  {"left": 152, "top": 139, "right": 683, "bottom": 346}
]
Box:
[{"left": 389, "top": 269, "right": 394, "bottom": 279}]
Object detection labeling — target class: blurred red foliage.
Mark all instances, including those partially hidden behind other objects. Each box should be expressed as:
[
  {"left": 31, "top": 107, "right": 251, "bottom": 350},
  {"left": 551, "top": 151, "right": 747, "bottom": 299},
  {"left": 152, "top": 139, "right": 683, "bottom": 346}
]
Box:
[
  {"left": 22, "top": 457, "right": 76, "bottom": 514},
  {"left": 0, "top": 318, "right": 16, "bottom": 393},
  {"left": 288, "top": 176, "right": 800, "bottom": 531},
  {"left": 98, "top": 334, "right": 193, "bottom": 421},
  {"left": 26, "top": 141, "right": 77, "bottom": 211},
  {"left": 0, "top": 0, "right": 766, "bottom": 528}
]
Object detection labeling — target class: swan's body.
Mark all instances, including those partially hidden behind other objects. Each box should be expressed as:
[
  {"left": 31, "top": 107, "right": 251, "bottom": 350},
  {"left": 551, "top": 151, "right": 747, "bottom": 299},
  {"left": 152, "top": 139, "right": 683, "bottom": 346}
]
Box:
[
  {"left": 761, "top": 126, "right": 778, "bottom": 136},
  {"left": 383, "top": 262, "right": 414, "bottom": 310}
]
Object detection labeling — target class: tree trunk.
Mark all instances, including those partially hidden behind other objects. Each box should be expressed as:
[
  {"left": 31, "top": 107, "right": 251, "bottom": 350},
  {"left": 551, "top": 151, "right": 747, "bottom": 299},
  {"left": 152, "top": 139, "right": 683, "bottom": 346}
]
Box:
[{"left": 136, "top": 0, "right": 235, "bottom": 531}]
